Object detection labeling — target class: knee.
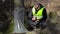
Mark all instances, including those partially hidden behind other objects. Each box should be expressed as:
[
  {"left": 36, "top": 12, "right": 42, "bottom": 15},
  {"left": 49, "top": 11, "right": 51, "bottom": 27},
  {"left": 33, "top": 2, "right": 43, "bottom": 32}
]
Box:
[{"left": 41, "top": 23, "right": 47, "bottom": 29}]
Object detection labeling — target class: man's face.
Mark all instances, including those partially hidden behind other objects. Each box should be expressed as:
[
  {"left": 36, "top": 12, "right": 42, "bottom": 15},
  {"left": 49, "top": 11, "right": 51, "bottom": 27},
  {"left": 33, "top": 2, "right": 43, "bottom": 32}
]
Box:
[{"left": 34, "top": 4, "right": 40, "bottom": 10}]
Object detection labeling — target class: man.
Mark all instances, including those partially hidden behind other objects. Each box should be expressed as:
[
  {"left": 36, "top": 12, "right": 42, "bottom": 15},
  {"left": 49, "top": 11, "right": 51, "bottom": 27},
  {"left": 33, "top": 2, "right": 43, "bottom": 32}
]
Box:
[{"left": 28, "top": 2, "right": 47, "bottom": 30}]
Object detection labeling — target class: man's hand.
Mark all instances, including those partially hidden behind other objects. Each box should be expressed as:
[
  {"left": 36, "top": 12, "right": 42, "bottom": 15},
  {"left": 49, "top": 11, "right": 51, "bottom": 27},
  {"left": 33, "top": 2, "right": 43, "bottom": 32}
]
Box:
[
  {"left": 32, "top": 17, "right": 40, "bottom": 22},
  {"left": 35, "top": 19, "right": 39, "bottom": 22},
  {"left": 32, "top": 17, "right": 36, "bottom": 21}
]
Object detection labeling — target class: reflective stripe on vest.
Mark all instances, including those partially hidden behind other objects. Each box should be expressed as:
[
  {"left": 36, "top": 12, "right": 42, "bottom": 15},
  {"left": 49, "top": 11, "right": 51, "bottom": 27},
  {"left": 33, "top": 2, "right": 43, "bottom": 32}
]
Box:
[{"left": 32, "top": 7, "right": 44, "bottom": 19}]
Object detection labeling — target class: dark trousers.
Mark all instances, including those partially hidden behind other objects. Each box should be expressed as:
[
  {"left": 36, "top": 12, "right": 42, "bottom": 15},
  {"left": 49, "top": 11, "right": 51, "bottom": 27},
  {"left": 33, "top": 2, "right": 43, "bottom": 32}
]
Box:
[{"left": 28, "top": 20, "right": 47, "bottom": 30}]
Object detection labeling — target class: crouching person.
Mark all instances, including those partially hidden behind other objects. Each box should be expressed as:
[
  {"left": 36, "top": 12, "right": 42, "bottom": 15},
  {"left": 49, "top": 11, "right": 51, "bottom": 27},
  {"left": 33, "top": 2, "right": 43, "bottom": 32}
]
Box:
[{"left": 28, "top": 2, "right": 47, "bottom": 31}]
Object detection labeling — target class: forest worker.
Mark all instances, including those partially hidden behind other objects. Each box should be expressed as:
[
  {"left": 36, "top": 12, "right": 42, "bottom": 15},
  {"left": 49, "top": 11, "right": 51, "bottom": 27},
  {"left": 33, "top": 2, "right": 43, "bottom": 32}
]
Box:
[{"left": 28, "top": 2, "right": 47, "bottom": 30}]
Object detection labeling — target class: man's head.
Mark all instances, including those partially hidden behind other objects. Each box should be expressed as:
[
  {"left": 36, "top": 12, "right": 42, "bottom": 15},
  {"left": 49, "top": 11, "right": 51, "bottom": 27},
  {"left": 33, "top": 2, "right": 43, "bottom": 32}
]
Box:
[{"left": 34, "top": 2, "right": 40, "bottom": 10}]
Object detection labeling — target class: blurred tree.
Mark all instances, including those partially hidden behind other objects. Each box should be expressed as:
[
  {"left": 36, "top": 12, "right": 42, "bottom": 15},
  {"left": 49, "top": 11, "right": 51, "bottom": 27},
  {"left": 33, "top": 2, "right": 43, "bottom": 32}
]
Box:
[{"left": 0, "top": 0, "right": 14, "bottom": 33}]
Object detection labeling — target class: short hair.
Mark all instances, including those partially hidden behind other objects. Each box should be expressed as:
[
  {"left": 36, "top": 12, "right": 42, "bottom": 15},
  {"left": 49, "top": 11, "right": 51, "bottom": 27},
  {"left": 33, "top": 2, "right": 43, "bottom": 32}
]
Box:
[{"left": 34, "top": 2, "right": 43, "bottom": 8}]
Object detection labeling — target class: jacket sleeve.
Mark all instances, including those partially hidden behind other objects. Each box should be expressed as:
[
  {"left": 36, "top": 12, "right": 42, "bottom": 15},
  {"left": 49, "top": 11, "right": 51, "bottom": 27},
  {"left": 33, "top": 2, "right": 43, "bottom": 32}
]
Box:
[{"left": 28, "top": 10, "right": 33, "bottom": 20}]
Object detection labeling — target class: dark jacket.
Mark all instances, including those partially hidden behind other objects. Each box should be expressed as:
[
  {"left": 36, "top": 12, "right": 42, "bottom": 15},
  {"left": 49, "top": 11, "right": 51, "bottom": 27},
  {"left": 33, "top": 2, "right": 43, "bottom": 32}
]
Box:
[{"left": 28, "top": 4, "right": 47, "bottom": 22}]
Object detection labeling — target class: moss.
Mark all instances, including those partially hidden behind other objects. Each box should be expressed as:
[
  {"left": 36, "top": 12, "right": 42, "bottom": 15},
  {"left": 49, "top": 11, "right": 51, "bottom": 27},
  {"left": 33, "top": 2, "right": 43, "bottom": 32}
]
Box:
[{"left": 4, "top": 17, "right": 14, "bottom": 34}]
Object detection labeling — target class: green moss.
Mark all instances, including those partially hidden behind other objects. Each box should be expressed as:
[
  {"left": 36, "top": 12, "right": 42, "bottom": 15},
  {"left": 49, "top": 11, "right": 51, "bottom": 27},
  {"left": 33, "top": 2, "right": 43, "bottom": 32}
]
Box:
[{"left": 5, "top": 17, "right": 14, "bottom": 34}]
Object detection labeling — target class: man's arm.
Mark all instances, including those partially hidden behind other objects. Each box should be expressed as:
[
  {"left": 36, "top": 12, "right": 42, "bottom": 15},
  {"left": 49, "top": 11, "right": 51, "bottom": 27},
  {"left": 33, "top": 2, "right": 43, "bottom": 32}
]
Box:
[
  {"left": 40, "top": 8, "right": 47, "bottom": 22},
  {"left": 28, "top": 11, "right": 33, "bottom": 20}
]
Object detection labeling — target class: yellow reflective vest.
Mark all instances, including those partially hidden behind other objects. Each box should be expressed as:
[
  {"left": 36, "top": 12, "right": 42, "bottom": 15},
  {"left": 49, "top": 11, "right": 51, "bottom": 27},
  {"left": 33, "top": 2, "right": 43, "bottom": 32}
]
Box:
[{"left": 32, "top": 7, "right": 44, "bottom": 19}]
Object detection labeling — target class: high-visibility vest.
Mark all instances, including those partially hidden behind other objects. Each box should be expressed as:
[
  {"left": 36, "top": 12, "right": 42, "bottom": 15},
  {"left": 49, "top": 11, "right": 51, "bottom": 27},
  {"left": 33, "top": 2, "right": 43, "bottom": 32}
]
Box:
[{"left": 32, "top": 7, "right": 44, "bottom": 19}]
